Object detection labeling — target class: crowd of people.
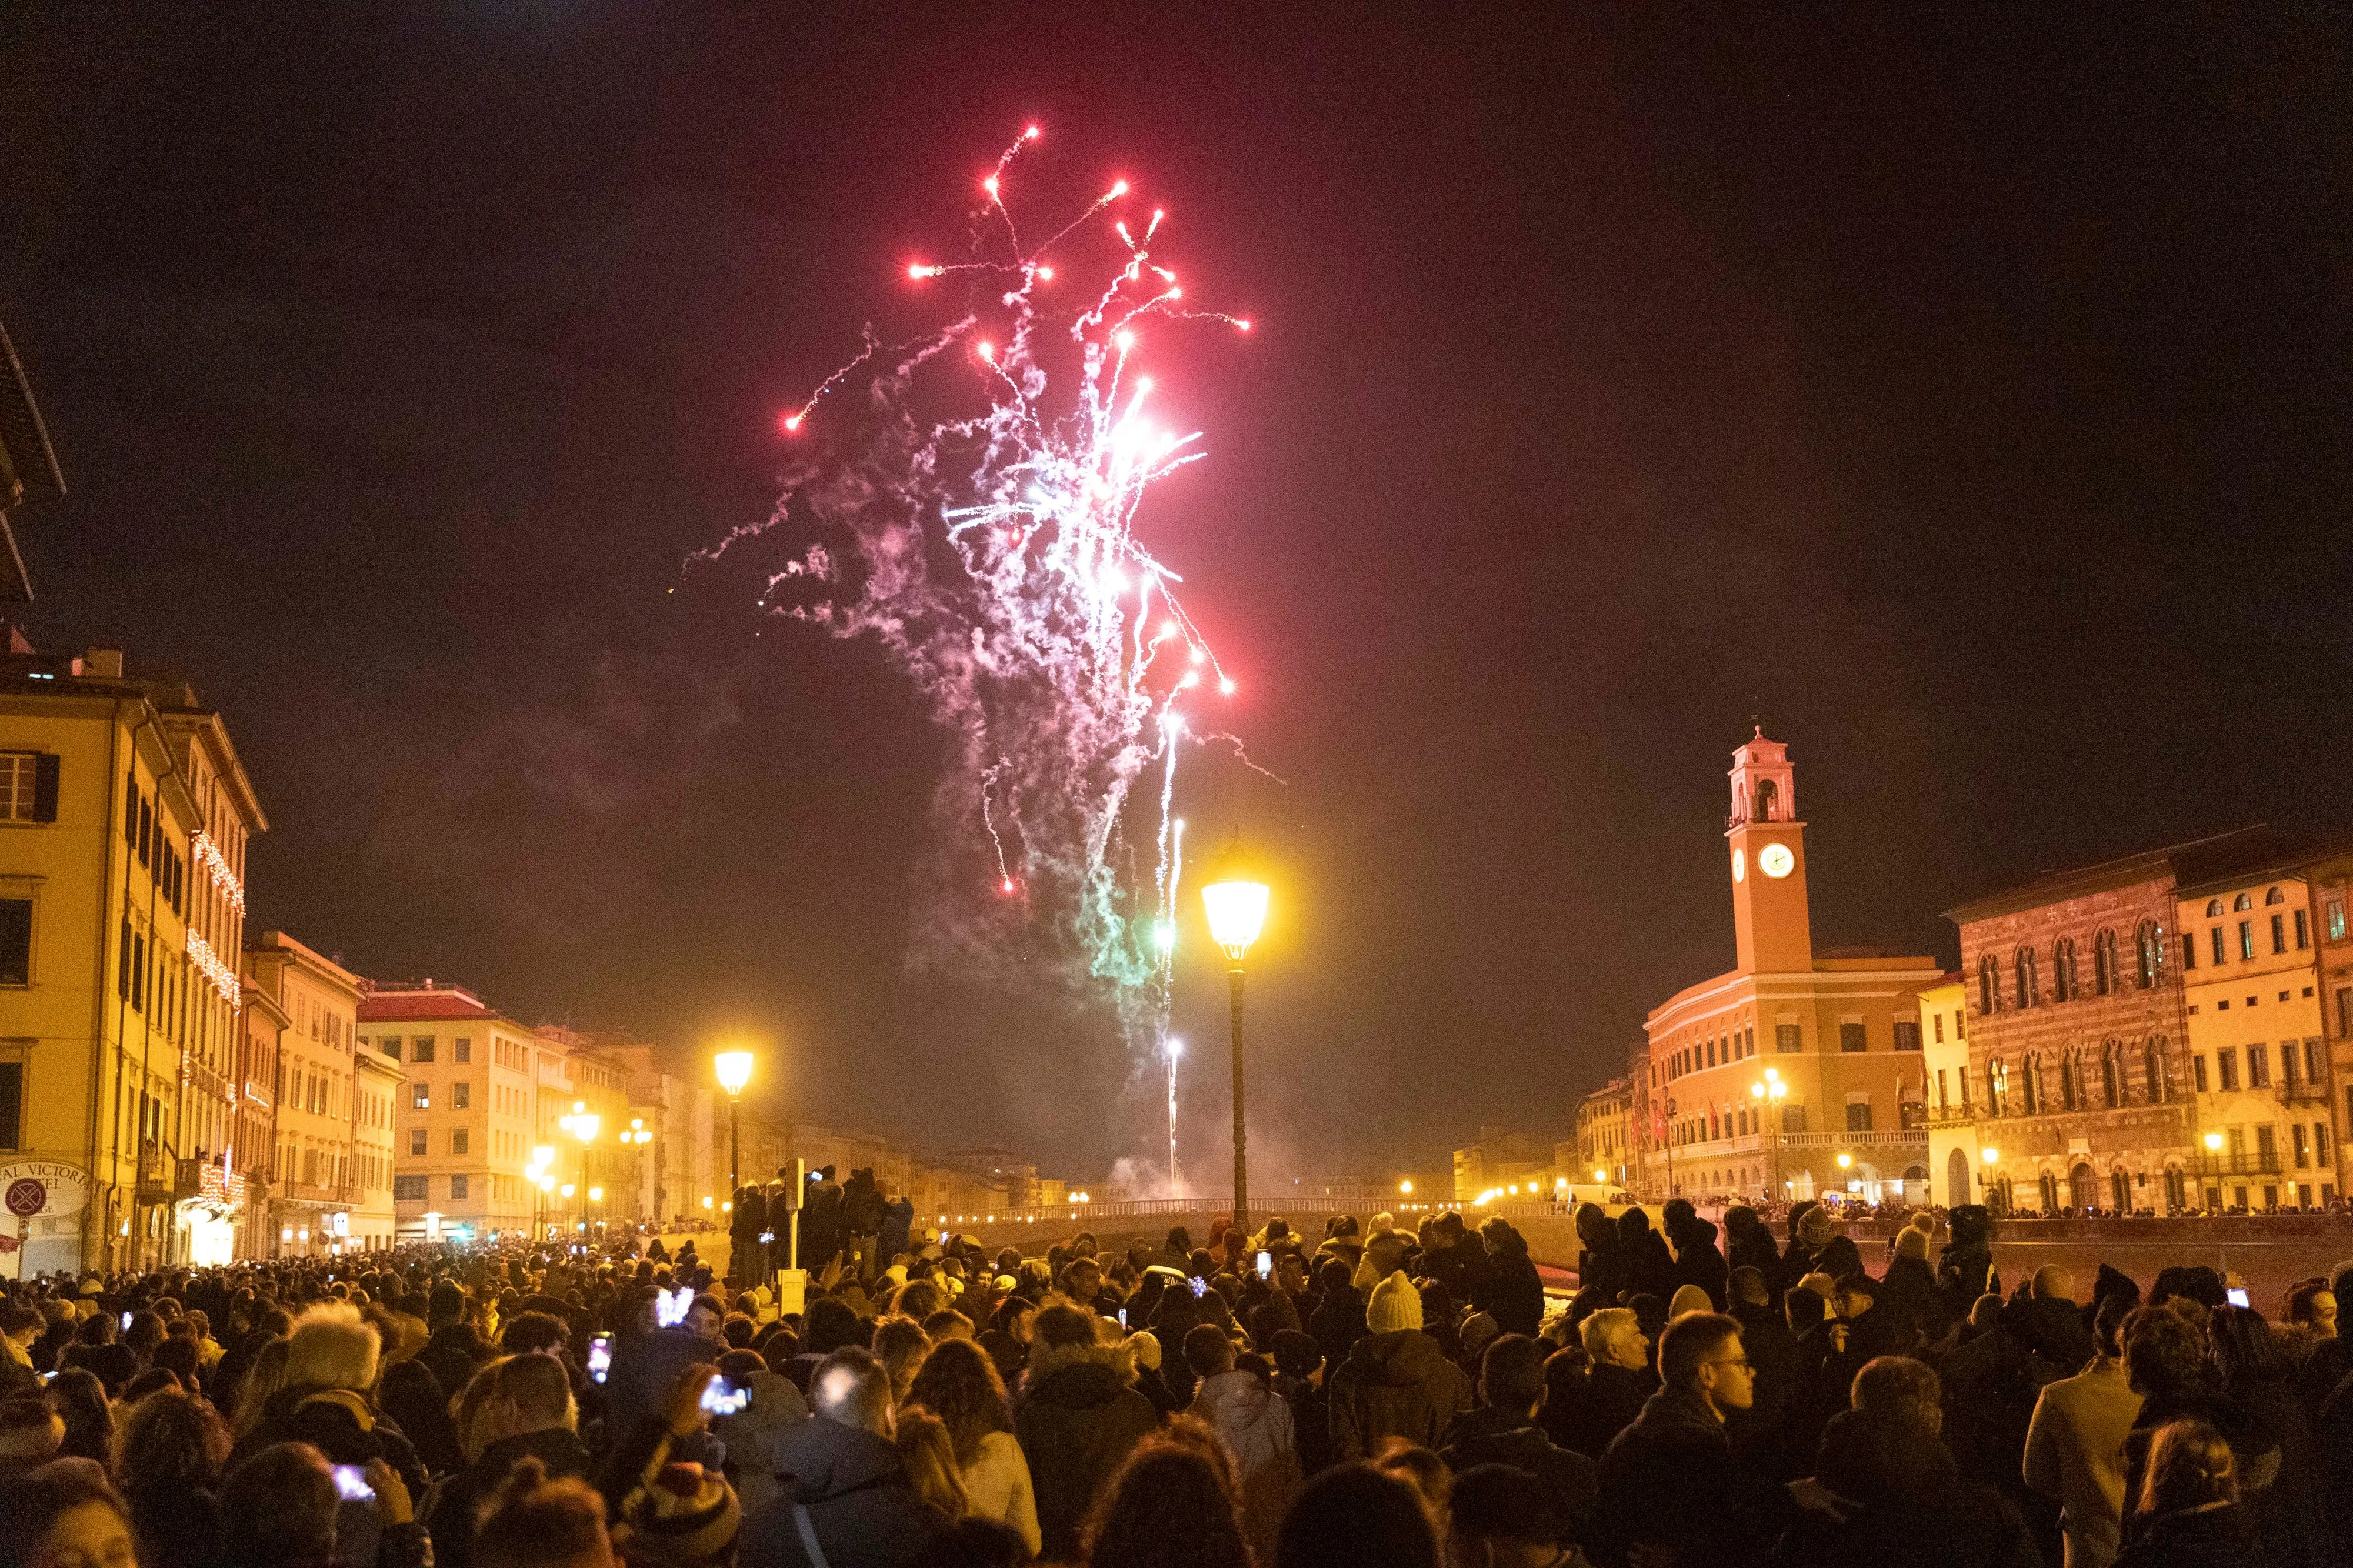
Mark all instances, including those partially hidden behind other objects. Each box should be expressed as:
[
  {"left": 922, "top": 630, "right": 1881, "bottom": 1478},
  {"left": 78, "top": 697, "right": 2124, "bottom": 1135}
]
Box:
[{"left": 2, "top": 1192, "right": 2352, "bottom": 1568}]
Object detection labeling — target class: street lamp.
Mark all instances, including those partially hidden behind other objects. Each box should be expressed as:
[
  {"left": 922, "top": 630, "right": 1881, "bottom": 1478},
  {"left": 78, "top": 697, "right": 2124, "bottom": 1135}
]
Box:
[
  {"left": 561, "top": 1103, "right": 599, "bottom": 1240},
  {"left": 715, "top": 1050, "right": 755, "bottom": 1196},
  {"left": 1202, "top": 848, "right": 1269, "bottom": 1237},
  {"left": 1751, "top": 1070, "right": 1787, "bottom": 1199}
]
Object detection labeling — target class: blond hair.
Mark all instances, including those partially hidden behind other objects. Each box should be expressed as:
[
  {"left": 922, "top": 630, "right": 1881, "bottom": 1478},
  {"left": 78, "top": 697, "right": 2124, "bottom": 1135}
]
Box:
[{"left": 284, "top": 1301, "right": 381, "bottom": 1393}]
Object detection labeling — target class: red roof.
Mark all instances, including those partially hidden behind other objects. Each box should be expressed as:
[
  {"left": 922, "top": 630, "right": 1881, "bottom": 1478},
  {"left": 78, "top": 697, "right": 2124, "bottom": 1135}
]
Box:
[{"left": 358, "top": 987, "right": 498, "bottom": 1023}]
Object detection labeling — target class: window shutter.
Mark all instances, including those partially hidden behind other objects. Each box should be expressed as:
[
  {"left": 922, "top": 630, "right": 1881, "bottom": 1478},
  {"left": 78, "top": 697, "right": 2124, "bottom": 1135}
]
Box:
[{"left": 31, "top": 754, "right": 58, "bottom": 822}]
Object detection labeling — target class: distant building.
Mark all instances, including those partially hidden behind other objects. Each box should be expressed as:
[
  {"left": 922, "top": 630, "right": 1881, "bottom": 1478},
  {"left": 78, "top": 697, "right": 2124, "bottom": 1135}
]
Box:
[
  {"left": 361, "top": 980, "right": 547, "bottom": 1243},
  {"left": 2305, "top": 853, "right": 2353, "bottom": 1199},
  {"left": 1639, "top": 730, "right": 1940, "bottom": 1204},
  {"left": 1918, "top": 974, "right": 1975, "bottom": 1207},
  {"left": 1574, "top": 1079, "right": 1631, "bottom": 1187},
  {"left": 0, "top": 645, "right": 262, "bottom": 1275},
  {"left": 1452, "top": 1126, "right": 1549, "bottom": 1202},
  {"left": 246, "top": 933, "right": 378, "bottom": 1255}
]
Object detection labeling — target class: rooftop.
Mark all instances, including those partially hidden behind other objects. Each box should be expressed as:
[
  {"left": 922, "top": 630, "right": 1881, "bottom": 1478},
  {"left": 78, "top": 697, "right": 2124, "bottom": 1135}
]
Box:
[{"left": 1945, "top": 825, "right": 2330, "bottom": 923}]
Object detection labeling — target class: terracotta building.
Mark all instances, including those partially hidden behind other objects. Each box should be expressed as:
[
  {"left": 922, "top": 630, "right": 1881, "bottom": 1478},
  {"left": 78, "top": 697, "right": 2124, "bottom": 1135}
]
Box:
[{"left": 1637, "top": 731, "right": 1941, "bottom": 1204}]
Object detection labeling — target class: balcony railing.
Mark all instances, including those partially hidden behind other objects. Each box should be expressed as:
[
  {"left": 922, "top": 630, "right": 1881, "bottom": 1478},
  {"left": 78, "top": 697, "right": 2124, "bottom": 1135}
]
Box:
[
  {"left": 1779, "top": 1130, "right": 1928, "bottom": 1150},
  {"left": 2277, "top": 1080, "right": 2332, "bottom": 1106},
  {"left": 2196, "top": 1152, "right": 2284, "bottom": 1177}
]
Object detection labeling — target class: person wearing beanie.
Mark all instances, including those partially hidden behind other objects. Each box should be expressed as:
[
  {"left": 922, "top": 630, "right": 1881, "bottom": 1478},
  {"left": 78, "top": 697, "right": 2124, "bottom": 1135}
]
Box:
[
  {"left": 615, "top": 1461, "right": 742, "bottom": 1567},
  {"left": 1329, "top": 1268, "right": 1472, "bottom": 1461}
]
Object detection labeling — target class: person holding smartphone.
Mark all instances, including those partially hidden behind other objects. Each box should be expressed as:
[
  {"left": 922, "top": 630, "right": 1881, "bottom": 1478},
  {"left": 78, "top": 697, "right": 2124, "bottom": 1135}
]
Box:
[{"left": 422, "top": 1352, "right": 590, "bottom": 1568}]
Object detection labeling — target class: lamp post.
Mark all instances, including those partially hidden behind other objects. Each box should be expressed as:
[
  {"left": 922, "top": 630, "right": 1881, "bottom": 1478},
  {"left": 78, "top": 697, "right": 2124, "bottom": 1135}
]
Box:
[
  {"left": 1202, "top": 849, "right": 1270, "bottom": 1240},
  {"left": 561, "top": 1103, "right": 599, "bottom": 1243},
  {"left": 715, "top": 1051, "right": 754, "bottom": 1196},
  {"left": 1980, "top": 1146, "right": 2001, "bottom": 1214},
  {"left": 1750, "top": 1069, "right": 1787, "bottom": 1200}
]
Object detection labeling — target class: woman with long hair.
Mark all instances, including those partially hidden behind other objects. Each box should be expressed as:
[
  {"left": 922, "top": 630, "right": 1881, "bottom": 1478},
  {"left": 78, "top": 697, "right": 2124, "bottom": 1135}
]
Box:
[
  {"left": 112, "top": 1388, "right": 231, "bottom": 1568},
  {"left": 894, "top": 1409, "right": 971, "bottom": 1526},
  {"left": 905, "top": 1337, "right": 1038, "bottom": 1554},
  {"left": 1080, "top": 1434, "right": 1251, "bottom": 1568},
  {"left": 1, "top": 1456, "right": 139, "bottom": 1568},
  {"left": 2207, "top": 1304, "right": 2320, "bottom": 1568},
  {"left": 2113, "top": 1418, "right": 2260, "bottom": 1568},
  {"left": 229, "top": 1339, "right": 290, "bottom": 1442},
  {"left": 49, "top": 1367, "right": 114, "bottom": 1463}
]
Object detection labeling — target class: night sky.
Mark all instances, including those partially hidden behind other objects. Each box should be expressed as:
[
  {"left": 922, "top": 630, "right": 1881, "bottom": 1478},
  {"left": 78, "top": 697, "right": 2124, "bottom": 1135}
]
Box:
[{"left": 6, "top": 8, "right": 2352, "bottom": 1182}]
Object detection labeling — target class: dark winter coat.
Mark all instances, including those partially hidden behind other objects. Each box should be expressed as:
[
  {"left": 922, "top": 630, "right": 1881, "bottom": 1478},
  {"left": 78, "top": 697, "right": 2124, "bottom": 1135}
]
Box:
[
  {"left": 425, "top": 1426, "right": 594, "bottom": 1568},
  {"left": 739, "top": 1414, "right": 936, "bottom": 1568},
  {"left": 1013, "top": 1339, "right": 1160, "bottom": 1561},
  {"left": 878, "top": 1197, "right": 913, "bottom": 1263},
  {"left": 1592, "top": 1385, "right": 1775, "bottom": 1568},
  {"left": 1424, "top": 1235, "right": 1494, "bottom": 1306},
  {"left": 1667, "top": 1217, "right": 1731, "bottom": 1309},
  {"left": 1305, "top": 1283, "right": 1369, "bottom": 1379},
  {"left": 1327, "top": 1328, "right": 1474, "bottom": 1462},
  {"left": 2111, "top": 1504, "right": 2268, "bottom": 1568},
  {"left": 1473, "top": 1233, "right": 1547, "bottom": 1337},
  {"left": 1770, "top": 1407, "right": 2042, "bottom": 1568},
  {"left": 415, "top": 1320, "right": 493, "bottom": 1410},
  {"left": 228, "top": 1385, "right": 429, "bottom": 1503},
  {"left": 1616, "top": 1213, "right": 1678, "bottom": 1302},
  {"left": 1441, "top": 1409, "right": 1599, "bottom": 1547},
  {"left": 1541, "top": 1361, "right": 1657, "bottom": 1460}
]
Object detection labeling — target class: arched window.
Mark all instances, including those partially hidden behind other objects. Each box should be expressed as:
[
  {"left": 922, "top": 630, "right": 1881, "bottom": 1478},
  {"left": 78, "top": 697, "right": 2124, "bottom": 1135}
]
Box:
[
  {"left": 2144, "top": 1037, "right": 2168, "bottom": 1103},
  {"left": 1755, "top": 778, "right": 1778, "bottom": 822},
  {"left": 2015, "top": 948, "right": 2039, "bottom": 1008},
  {"left": 2060, "top": 1049, "right": 2081, "bottom": 1112},
  {"left": 2207, "top": 898, "right": 2224, "bottom": 918},
  {"left": 2109, "top": 1169, "right": 2130, "bottom": 1213},
  {"left": 2051, "top": 938, "right": 2077, "bottom": 1002},
  {"left": 2101, "top": 1041, "right": 2122, "bottom": 1108},
  {"left": 1989, "top": 1057, "right": 2008, "bottom": 1117},
  {"left": 2233, "top": 892, "right": 2252, "bottom": 912},
  {"left": 2265, "top": 885, "right": 2284, "bottom": 905},
  {"left": 2135, "top": 921, "right": 2161, "bottom": 989},
  {"left": 2039, "top": 1170, "right": 2060, "bottom": 1213},
  {"left": 1979, "top": 954, "right": 2001, "bottom": 1014},
  {"left": 2022, "top": 1053, "right": 2042, "bottom": 1115},
  {"left": 2094, "top": 929, "right": 2118, "bottom": 996}
]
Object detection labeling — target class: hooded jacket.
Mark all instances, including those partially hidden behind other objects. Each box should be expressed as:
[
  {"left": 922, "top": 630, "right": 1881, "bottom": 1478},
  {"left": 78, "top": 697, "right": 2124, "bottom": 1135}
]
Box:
[
  {"left": 1014, "top": 1337, "right": 1159, "bottom": 1560},
  {"left": 1189, "top": 1370, "right": 1302, "bottom": 1563},
  {"left": 740, "top": 1414, "right": 934, "bottom": 1568},
  {"left": 713, "top": 1368, "right": 811, "bottom": 1517},
  {"left": 1665, "top": 1214, "right": 1730, "bottom": 1310},
  {"left": 1471, "top": 1226, "right": 1546, "bottom": 1336},
  {"left": 1327, "top": 1328, "right": 1474, "bottom": 1462}
]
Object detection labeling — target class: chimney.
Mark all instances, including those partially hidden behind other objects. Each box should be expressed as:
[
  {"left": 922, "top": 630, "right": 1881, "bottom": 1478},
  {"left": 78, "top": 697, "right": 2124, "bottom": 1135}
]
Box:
[{"left": 84, "top": 648, "right": 123, "bottom": 678}]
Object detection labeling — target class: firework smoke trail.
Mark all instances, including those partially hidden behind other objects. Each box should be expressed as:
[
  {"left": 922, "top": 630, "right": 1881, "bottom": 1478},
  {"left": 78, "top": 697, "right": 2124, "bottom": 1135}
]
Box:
[{"left": 732, "top": 127, "right": 1253, "bottom": 1170}]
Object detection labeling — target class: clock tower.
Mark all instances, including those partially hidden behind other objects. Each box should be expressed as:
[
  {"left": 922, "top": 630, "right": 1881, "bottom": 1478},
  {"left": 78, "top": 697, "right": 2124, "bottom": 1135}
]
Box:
[{"left": 1727, "top": 727, "right": 1814, "bottom": 975}]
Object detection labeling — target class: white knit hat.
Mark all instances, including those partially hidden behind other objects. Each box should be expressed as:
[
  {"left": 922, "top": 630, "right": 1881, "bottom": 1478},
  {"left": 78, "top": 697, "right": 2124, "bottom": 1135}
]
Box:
[{"left": 1367, "top": 1270, "right": 1424, "bottom": 1333}]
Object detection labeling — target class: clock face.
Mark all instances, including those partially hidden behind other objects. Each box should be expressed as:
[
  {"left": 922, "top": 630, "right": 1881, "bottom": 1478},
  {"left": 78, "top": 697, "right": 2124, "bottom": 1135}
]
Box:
[
  {"left": 1759, "top": 842, "right": 1795, "bottom": 879},
  {"left": 1731, "top": 848, "right": 1745, "bottom": 883}
]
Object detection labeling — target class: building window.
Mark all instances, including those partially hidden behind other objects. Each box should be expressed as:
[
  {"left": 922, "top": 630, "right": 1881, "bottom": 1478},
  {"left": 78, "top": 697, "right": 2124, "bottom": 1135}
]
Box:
[
  {"left": 2321, "top": 1125, "right": 2333, "bottom": 1165},
  {"left": 1894, "top": 1020, "right": 1921, "bottom": 1052},
  {"left": 449, "top": 1173, "right": 469, "bottom": 1200},
  {"left": 2146, "top": 1041, "right": 2168, "bottom": 1103},
  {"left": 1932, "top": 1012, "right": 1945, "bottom": 1045},
  {"left": 2295, "top": 1125, "right": 2312, "bottom": 1168},
  {"left": 380, "top": 1036, "right": 400, "bottom": 1060},
  {"left": 1990, "top": 1059, "right": 2008, "bottom": 1117},
  {"left": 2017, "top": 948, "right": 2039, "bottom": 1007},
  {"left": 2271, "top": 913, "right": 2287, "bottom": 955},
  {"left": 455, "top": 1037, "right": 472, "bottom": 1063},
  {"left": 2184, "top": 933, "right": 2198, "bottom": 970},
  {"left": 0, "top": 900, "right": 30, "bottom": 989},
  {"left": 2213, "top": 928, "right": 2227, "bottom": 966},
  {"left": 2294, "top": 908, "right": 2308, "bottom": 949},
  {"left": 453, "top": 1082, "right": 470, "bottom": 1110},
  {"left": 2194, "top": 1053, "right": 2210, "bottom": 1092},
  {"left": 0, "top": 753, "right": 57, "bottom": 823},
  {"left": 1781, "top": 1104, "right": 1806, "bottom": 1135},
  {"left": 1840, "top": 1023, "right": 1867, "bottom": 1053},
  {"left": 451, "top": 1129, "right": 469, "bottom": 1156},
  {"left": 1776, "top": 1024, "right": 1802, "bottom": 1053},
  {"left": 1979, "top": 955, "right": 2001, "bottom": 1013},
  {"left": 2248, "top": 1044, "right": 2272, "bottom": 1088},
  {"left": 2218, "top": 1049, "right": 2239, "bottom": 1092},
  {"left": 1937, "top": 1068, "right": 1949, "bottom": 1110},
  {"left": 2265, "top": 885, "right": 2284, "bottom": 906},
  {"left": 393, "top": 1174, "right": 426, "bottom": 1202},
  {"left": 2257, "top": 1125, "right": 2277, "bottom": 1166},
  {"left": 2052, "top": 938, "right": 2077, "bottom": 1002},
  {"left": 409, "top": 1084, "right": 429, "bottom": 1110},
  {"left": 412, "top": 1036, "right": 436, "bottom": 1063},
  {"left": 1846, "top": 1102, "right": 1874, "bottom": 1132},
  {"left": 2239, "top": 922, "right": 2255, "bottom": 961},
  {"left": 0, "top": 1061, "right": 20, "bottom": 1150},
  {"left": 2094, "top": 929, "right": 2118, "bottom": 996},
  {"left": 409, "top": 1129, "right": 427, "bottom": 1156},
  {"left": 2102, "top": 1045, "right": 2121, "bottom": 1109},
  {"left": 2331, "top": 897, "right": 2347, "bottom": 942}
]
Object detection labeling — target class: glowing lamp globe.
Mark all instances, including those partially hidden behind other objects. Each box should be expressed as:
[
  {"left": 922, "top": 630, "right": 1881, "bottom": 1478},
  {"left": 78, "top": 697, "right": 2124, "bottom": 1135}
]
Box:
[
  {"left": 2205, "top": 1132, "right": 2225, "bottom": 1152},
  {"left": 715, "top": 1050, "right": 755, "bottom": 1097},
  {"left": 1201, "top": 877, "right": 1269, "bottom": 960}
]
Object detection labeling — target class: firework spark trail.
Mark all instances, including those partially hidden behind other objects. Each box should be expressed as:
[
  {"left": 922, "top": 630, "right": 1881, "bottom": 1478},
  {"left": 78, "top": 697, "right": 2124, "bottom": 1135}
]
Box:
[{"left": 725, "top": 127, "right": 1255, "bottom": 1172}]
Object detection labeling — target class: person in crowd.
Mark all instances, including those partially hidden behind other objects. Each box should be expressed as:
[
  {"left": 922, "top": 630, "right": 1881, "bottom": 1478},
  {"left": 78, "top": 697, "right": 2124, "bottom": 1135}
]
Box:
[
  {"left": 1268, "top": 1330, "right": 1332, "bottom": 1478},
  {"left": 1439, "top": 1333, "right": 1597, "bottom": 1552},
  {"left": 1473, "top": 1219, "right": 1546, "bottom": 1337},
  {"left": 2025, "top": 1293, "right": 2144, "bottom": 1568},
  {"left": 1723, "top": 1266, "right": 1799, "bottom": 1456},
  {"left": 892, "top": 1409, "right": 969, "bottom": 1525},
  {"left": 0, "top": 1398, "right": 65, "bottom": 1479},
  {"left": 2, "top": 1457, "right": 140, "bottom": 1568},
  {"left": 111, "top": 1387, "right": 230, "bottom": 1568},
  {"left": 472, "top": 1456, "right": 616, "bottom": 1568},
  {"left": 2112, "top": 1417, "right": 2263, "bottom": 1568},
  {"left": 872, "top": 1317, "right": 932, "bottom": 1410},
  {"left": 49, "top": 1367, "right": 114, "bottom": 1463},
  {"left": 1075, "top": 1430, "right": 1249, "bottom": 1568},
  {"left": 1305, "top": 1257, "right": 1369, "bottom": 1376},
  {"left": 1615, "top": 1209, "right": 1677, "bottom": 1302},
  {"left": 741, "top": 1346, "right": 931, "bottom": 1568},
  {"left": 1722, "top": 1207, "right": 1781, "bottom": 1284},
  {"left": 2119, "top": 1303, "right": 2277, "bottom": 1513},
  {"left": 227, "top": 1303, "right": 428, "bottom": 1500},
  {"left": 710, "top": 1346, "right": 809, "bottom": 1519},
  {"left": 1591, "top": 1310, "right": 1771, "bottom": 1568},
  {"left": 1182, "top": 1322, "right": 1299, "bottom": 1562},
  {"left": 378, "top": 1359, "right": 465, "bottom": 1480},
  {"left": 1447, "top": 1462, "right": 1565, "bottom": 1568},
  {"left": 425, "top": 1352, "right": 591, "bottom": 1568},
  {"left": 1012, "top": 1303, "right": 1158, "bottom": 1561},
  {"left": 418, "top": 1282, "right": 494, "bottom": 1407},
  {"left": 1662, "top": 1200, "right": 1729, "bottom": 1311},
  {"left": 1273, "top": 1462, "right": 1441, "bottom": 1568},
  {"left": 215, "top": 1442, "right": 426, "bottom": 1568},
  {"left": 2208, "top": 1302, "right": 2321, "bottom": 1568},
  {"left": 1328, "top": 1270, "right": 1474, "bottom": 1461},
  {"left": 1545, "top": 1308, "right": 1654, "bottom": 1459},
  {"left": 904, "top": 1337, "right": 1038, "bottom": 1555}
]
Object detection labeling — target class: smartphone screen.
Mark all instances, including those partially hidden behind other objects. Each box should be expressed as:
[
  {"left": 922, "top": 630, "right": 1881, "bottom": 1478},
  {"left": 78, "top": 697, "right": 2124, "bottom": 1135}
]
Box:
[
  {"left": 586, "top": 1335, "right": 611, "bottom": 1383},
  {"left": 2227, "top": 1287, "right": 2251, "bottom": 1308},
  {"left": 1256, "top": 1251, "right": 1273, "bottom": 1279},
  {"left": 699, "top": 1379, "right": 749, "bottom": 1416},
  {"left": 120, "top": 1311, "right": 132, "bottom": 1332},
  {"left": 331, "top": 1464, "right": 376, "bottom": 1503},
  {"left": 1117, "top": 1307, "right": 1128, "bottom": 1330}
]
